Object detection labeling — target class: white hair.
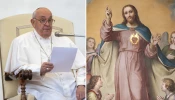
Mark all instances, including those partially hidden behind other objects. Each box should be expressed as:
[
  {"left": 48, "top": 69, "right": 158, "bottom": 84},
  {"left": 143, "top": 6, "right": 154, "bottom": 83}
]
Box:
[{"left": 32, "top": 7, "right": 51, "bottom": 18}]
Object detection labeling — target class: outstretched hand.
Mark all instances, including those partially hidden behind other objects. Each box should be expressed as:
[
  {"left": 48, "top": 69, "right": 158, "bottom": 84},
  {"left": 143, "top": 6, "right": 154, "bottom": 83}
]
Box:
[
  {"left": 106, "top": 7, "right": 112, "bottom": 20},
  {"left": 151, "top": 34, "right": 161, "bottom": 45},
  {"left": 105, "top": 7, "right": 112, "bottom": 25},
  {"left": 150, "top": 34, "right": 161, "bottom": 52}
]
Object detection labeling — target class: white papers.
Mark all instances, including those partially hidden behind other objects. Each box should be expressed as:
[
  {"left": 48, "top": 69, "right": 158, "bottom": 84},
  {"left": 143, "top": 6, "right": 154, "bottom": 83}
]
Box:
[{"left": 50, "top": 47, "right": 77, "bottom": 72}]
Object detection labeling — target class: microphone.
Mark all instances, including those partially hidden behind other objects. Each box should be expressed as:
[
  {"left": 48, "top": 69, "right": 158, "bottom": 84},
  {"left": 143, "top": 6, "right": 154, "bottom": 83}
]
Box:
[{"left": 55, "top": 32, "right": 85, "bottom": 37}]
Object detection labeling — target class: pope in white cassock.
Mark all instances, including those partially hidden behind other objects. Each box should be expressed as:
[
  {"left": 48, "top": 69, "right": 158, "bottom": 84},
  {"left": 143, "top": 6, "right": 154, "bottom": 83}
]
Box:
[{"left": 4, "top": 7, "right": 85, "bottom": 100}]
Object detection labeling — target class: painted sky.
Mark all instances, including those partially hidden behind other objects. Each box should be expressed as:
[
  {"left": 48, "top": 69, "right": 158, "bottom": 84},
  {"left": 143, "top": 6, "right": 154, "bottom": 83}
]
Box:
[{"left": 158, "top": 0, "right": 175, "bottom": 19}]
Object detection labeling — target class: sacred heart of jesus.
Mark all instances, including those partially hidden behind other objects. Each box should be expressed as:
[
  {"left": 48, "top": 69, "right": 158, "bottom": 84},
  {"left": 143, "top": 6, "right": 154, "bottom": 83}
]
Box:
[{"left": 130, "top": 33, "right": 139, "bottom": 44}]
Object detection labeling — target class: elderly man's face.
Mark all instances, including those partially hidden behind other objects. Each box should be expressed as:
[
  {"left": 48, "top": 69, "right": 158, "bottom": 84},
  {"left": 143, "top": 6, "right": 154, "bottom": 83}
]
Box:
[
  {"left": 123, "top": 6, "right": 136, "bottom": 24},
  {"left": 32, "top": 8, "right": 53, "bottom": 38}
]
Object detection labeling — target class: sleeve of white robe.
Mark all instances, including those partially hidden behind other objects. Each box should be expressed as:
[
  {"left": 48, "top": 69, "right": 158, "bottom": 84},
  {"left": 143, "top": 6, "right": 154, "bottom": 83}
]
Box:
[
  {"left": 5, "top": 37, "right": 42, "bottom": 81},
  {"left": 64, "top": 37, "right": 86, "bottom": 85},
  {"left": 74, "top": 49, "right": 86, "bottom": 85}
]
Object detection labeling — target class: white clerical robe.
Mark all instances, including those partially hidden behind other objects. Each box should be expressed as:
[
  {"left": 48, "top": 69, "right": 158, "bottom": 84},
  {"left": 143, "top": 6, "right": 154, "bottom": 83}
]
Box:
[{"left": 5, "top": 30, "right": 85, "bottom": 100}]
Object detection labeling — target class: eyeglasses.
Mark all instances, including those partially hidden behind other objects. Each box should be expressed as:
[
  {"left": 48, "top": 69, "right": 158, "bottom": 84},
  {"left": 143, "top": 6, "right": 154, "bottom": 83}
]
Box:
[{"left": 33, "top": 18, "right": 55, "bottom": 24}]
